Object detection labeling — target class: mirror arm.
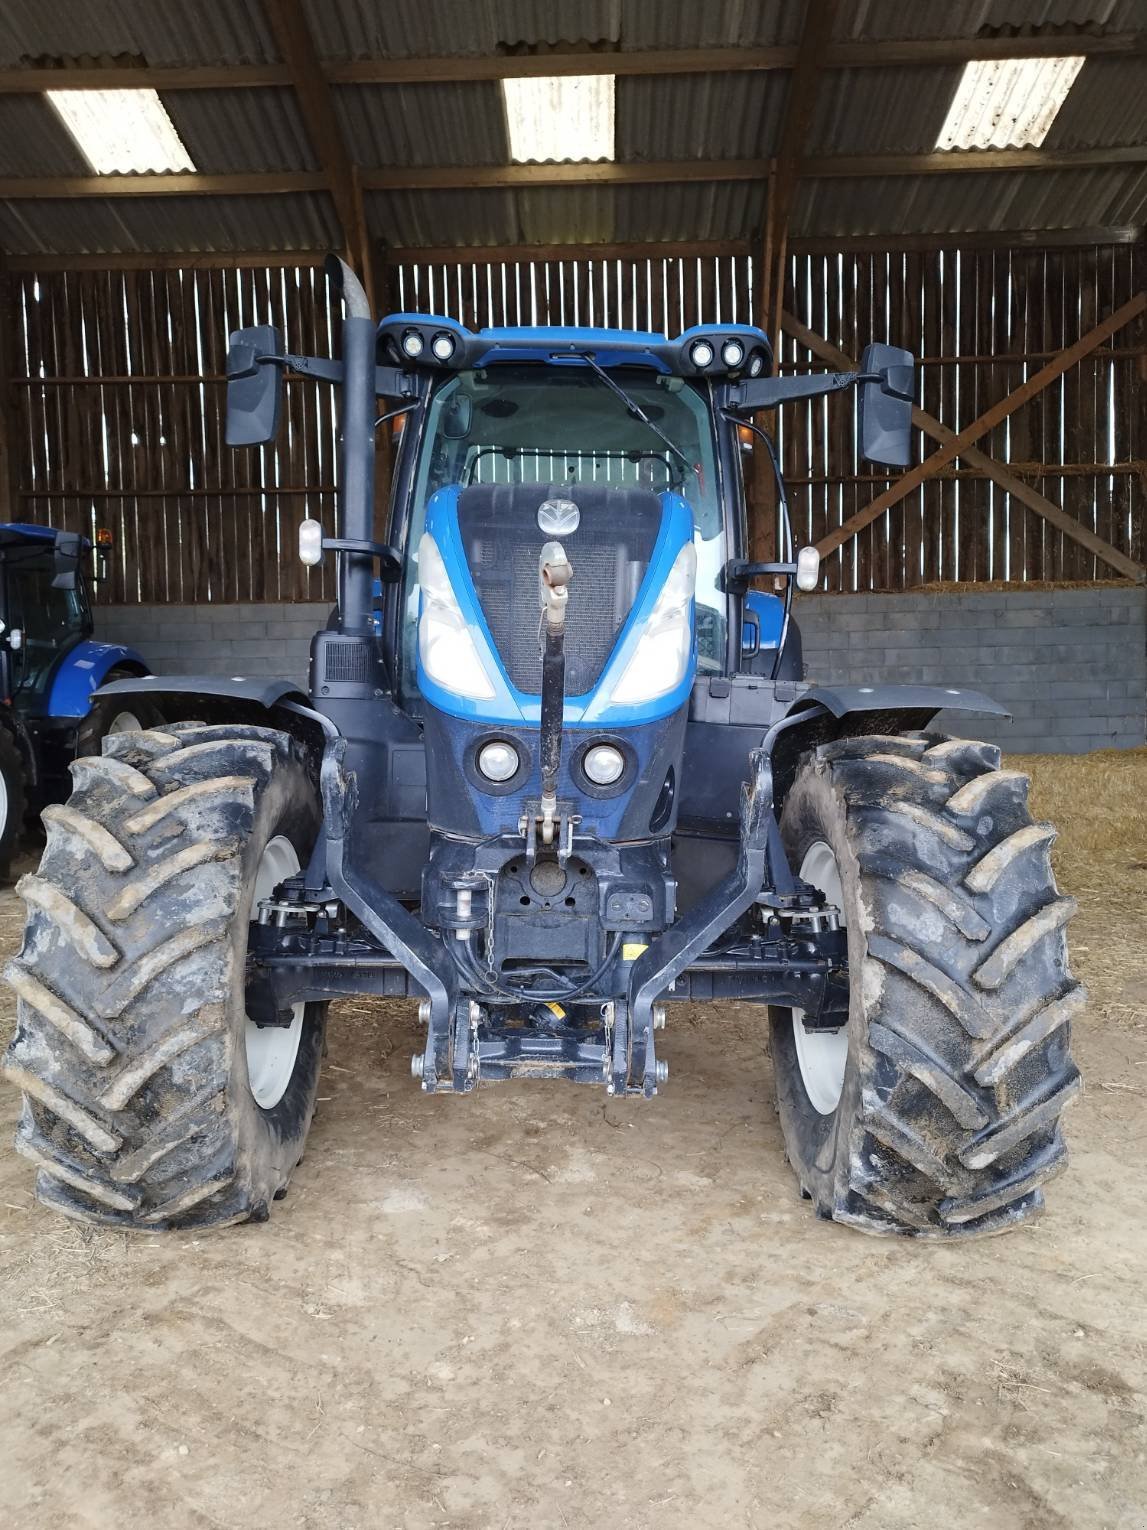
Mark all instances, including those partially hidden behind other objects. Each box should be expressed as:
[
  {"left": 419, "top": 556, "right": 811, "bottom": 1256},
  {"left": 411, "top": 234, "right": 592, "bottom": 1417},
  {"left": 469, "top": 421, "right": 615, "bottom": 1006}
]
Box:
[
  {"left": 726, "top": 370, "right": 872, "bottom": 410},
  {"left": 228, "top": 352, "right": 417, "bottom": 401},
  {"left": 322, "top": 537, "right": 403, "bottom": 582},
  {"left": 721, "top": 558, "right": 796, "bottom": 593}
]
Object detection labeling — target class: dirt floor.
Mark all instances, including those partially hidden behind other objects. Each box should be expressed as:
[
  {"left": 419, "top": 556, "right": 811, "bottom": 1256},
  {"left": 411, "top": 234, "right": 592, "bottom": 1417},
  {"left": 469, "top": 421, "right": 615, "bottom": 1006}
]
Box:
[{"left": 1, "top": 751, "right": 1146, "bottom": 1530}]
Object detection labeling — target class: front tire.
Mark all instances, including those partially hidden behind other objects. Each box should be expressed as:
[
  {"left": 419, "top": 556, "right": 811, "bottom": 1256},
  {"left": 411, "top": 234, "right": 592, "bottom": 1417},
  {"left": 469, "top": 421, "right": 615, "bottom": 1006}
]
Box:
[
  {"left": 770, "top": 733, "right": 1083, "bottom": 1238},
  {"left": 2, "top": 723, "right": 327, "bottom": 1229}
]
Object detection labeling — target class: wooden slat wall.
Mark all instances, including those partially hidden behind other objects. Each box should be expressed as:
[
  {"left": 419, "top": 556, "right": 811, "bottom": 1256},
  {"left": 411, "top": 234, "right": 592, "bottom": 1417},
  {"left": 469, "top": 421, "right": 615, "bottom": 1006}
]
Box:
[
  {"left": 8, "top": 265, "right": 341, "bottom": 604},
  {"left": 7, "top": 246, "right": 1142, "bottom": 603},
  {"left": 776, "top": 243, "right": 1144, "bottom": 589}
]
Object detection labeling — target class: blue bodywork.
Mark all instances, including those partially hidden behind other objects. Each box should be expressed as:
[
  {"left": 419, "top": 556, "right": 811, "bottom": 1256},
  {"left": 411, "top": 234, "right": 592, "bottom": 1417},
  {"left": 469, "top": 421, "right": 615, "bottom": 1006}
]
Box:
[
  {"left": 743, "top": 590, "right": 785, "bottom": 650},
  {"left": 0, "top": 523, "right": 147, "bottom": 719},
  {"left": 45, "top": 638, "right": 148, "bottom": 718},
  {"left": 417, "top": 484, "right": 696, "bottom": 730}
]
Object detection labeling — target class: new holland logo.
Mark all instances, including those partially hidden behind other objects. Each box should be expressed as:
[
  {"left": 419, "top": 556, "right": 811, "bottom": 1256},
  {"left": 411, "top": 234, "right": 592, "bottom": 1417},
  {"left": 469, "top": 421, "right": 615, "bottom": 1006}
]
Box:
[{"left": 536, "top": 497, "right": 580, "bottom": 535}]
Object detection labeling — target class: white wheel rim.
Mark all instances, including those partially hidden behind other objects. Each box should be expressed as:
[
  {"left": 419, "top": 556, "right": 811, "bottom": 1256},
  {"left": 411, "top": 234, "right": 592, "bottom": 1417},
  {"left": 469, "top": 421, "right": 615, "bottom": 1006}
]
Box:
[
  {"left": 0, "top": 763, "right": 8, "bottom": 840},
  {"left": 245, "top": 835, "right": 305, "bottom": 1110},
  {"left": 108, "top": 710, "right": 144, "bottom": 734},
  {"left": 791, "top": 840, "right": 849, "bottom": 1116}
]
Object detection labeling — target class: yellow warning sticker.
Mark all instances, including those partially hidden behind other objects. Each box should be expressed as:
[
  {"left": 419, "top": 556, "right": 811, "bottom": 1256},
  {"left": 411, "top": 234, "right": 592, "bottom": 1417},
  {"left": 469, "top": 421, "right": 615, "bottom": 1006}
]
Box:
[
  {"left": 544, "top": 1001, "right": 566, "bottom": 1019},
  {"left": 622, "top": 942, "right": 649, "bottom": 961}
]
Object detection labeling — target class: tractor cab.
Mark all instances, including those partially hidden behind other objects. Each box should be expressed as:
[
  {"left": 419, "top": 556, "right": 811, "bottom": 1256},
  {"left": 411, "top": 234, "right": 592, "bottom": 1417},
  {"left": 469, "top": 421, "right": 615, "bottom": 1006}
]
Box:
[
  {"left": 0, "top": 524, "right": 95, "bottom": 719},
  {"left": 0, "top": 524, "right": 148, "bottom": 847}
]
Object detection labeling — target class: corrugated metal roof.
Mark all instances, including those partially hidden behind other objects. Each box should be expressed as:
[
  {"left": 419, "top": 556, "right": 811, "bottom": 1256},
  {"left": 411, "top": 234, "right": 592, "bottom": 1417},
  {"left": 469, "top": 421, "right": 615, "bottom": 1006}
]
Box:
[
  {"left": 163, "top": 89, "right": 320, "bottom": 174},
  {"left": 795, "top": 166, "right": 1147, "bottom": 238},
  {"left": 0, "top": 192, "right": 340, "bottom": 256},
  {"left": 0, "top": 0, "right": 277, "bottom": 67},
  {"left": 618, "top": 73, "right": 787, "bottom": 160},
  {"left": 335, "top": 82, "right": 508, "bottom": 166},
  {"left": 304, "top": 0, "right": 805, "bottom": 60},
  {"left": 1043, "top": 58, "right": 1147, "bottom": 146},
  {"left": 367, "top": 180, "right": 766, "bottom": 249},
  {"left": 0, "top": 0, "right": 1142, "bottom": 254},
  {"left": 832, "top": 0, "right": 1143, "bottom": 42},
  {"left": 809, "top": 67, "right": 962, "bottom": 154},
  {"left": 0, "top": 95, "right": 89, "bottom": 174}
]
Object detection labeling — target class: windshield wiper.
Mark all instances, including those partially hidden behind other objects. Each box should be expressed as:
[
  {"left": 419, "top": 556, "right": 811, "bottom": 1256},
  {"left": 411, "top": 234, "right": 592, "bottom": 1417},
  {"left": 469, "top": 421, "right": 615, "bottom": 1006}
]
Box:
[{"left": 570, "top": 351, "right": 696, "bottom": 480}]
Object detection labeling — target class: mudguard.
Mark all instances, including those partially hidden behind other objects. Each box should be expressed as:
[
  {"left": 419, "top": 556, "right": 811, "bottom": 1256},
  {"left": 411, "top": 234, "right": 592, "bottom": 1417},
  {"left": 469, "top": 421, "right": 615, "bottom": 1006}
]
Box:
[
  {"left": 95, "top": 674, "right": 308, "bottom": 710},
  {"left": 46, "top": 640, "right": 148, "bottom": 719},
  {"left": 798, "top": 682, "right": 1008, "bottom": 721}
]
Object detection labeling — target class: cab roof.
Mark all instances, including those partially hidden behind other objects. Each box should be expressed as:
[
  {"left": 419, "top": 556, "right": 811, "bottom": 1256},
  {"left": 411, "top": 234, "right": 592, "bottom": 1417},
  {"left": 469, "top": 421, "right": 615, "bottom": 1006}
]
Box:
[{"left": 376, "top": 314, "right": 772, "bottom": 378}]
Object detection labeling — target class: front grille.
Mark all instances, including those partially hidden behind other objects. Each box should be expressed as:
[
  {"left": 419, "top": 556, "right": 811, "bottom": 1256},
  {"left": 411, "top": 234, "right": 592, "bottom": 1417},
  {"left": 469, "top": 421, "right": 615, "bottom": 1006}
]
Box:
[{"left": 457, "top": 483, "right": 662, "bottom": 695}]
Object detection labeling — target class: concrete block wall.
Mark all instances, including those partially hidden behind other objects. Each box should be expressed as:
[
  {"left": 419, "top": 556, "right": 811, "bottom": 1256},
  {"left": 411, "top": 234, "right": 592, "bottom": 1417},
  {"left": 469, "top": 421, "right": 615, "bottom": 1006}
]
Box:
[
  {"left": 96, "top": 603, "right": 327, "bottom": 688},
  {"left": 95, "top": 585, "right": 1147, "bottom": 755},
  {"left": 796, "top": 585, "right": 1147, "bottom": 754}
]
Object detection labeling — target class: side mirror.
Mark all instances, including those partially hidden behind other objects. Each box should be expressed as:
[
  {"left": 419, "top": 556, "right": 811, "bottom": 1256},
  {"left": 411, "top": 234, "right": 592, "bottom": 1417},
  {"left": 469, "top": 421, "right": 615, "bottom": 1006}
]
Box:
[
  {"left": 51, "top": 530, "right": 82, "bottom": 590},
  {"left": 225, "top": 324, "right": 284, "bottom": 446},
  {"left": 442, "top": 393, "right": 473, "bottom": 440},
  {"left": 859, "top": 342, "right": 914, "bottom": 467}
]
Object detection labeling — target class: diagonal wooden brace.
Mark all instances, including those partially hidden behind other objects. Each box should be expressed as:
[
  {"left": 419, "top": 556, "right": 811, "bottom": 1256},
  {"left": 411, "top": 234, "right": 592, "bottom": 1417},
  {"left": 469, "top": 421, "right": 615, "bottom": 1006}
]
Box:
[{"left": 794, "top": 293, "right": 1147, "bottom": 580}]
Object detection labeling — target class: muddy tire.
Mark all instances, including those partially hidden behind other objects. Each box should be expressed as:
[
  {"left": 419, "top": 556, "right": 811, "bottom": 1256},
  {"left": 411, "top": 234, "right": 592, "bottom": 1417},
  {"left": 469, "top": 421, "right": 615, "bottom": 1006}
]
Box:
[
  {"left": 0, "top": 724, "right": 27, "bottom": 879},
  {"left": 770, "top": 732, "right": 1083, "bottom": 1238},
  {"left": 2, "top": 723, "right": 327, "bottom": 1230},
  {"left": 75, "top": 668, "right": 163, "bottom": 757}
]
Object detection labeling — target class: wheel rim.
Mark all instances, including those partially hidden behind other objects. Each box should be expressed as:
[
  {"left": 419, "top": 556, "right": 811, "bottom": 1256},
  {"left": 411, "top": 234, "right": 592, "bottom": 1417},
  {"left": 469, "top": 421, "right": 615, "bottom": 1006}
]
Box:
[
  {"left": 0, "top": 760, "right": 8, "bottom": 841},
  {"left": 244, "top": 835, "right": 304, "bottom": 1110},
  {"left": 791, "top": 840, "right": 849, "bottom": 1116},
  {"left": 107, "top": 709, "right": 144, "bottom": 735}
]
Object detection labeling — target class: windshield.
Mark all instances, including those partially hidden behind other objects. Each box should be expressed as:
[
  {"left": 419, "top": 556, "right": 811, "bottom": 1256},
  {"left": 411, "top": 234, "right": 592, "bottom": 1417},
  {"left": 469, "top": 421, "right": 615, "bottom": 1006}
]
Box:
[{"left": 400, "top": 364, "right": 727, "bottom": 695}]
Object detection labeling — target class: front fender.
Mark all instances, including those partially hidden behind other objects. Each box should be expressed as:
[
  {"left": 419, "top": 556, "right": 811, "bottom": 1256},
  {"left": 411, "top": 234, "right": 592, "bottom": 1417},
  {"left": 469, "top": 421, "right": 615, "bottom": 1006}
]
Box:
[
  {"left": 799, "top": 682, "right": 1008, "bottom": 721},
  {"left": 46, "top": 641, "right": 149, "bottom": 719},
  {"left": 95, "top": 674, "right": 308, "bottom": 711}
]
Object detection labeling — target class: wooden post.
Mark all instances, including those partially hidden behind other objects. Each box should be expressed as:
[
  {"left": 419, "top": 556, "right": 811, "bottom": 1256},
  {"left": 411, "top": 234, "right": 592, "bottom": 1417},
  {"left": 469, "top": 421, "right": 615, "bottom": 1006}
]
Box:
[{"left": 0, "top": 262, "right": 19, "bottom": 520}]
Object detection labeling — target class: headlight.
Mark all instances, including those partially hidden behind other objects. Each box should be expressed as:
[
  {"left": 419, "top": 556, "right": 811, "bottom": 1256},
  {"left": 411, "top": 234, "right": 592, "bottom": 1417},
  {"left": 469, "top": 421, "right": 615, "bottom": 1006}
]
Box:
[
  {"left": 748, "top": 350, "right": 765, "bottom": 377},
  {"left": 477, "top": 740, "right": 519, "bottom": 782},
  {"left": 431, "top": 331, "right": 457, "bottom": 362},
  {"left": 401, "top": 329, "right": 425, "bottom": 358},
  {"left": 583, "top": 743, "right": 625, "bottom": 785},
  {"left": 417, "top": 533, "right": 496, "bottom": 700},
  {"left": 607, "top": 543, "right": 697, "bottom": 706},
  {"left": 689, "top": 340, "right": 714, "bottom": 369},
  {"left": 721, "top": 339, "right": 744, "bottom": 368}
]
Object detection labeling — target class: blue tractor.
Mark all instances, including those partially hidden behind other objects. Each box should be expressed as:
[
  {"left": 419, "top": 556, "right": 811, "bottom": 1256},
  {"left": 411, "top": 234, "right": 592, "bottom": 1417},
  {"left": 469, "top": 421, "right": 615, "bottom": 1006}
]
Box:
[
  {"left": 0, "top": 523, "right": 151, "bottom": 875},
  {"left": 3, "top": 258, "right": 1082, "bottom": 1238}
]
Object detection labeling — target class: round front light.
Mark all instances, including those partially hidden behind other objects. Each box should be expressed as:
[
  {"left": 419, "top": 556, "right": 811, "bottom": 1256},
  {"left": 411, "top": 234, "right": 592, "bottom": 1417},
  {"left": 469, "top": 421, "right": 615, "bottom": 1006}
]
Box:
[
  {"left": 401, "top": 329, "right": 425, "bottom": 358},
  {"left": 721, "top": 339, "right": 745, "bottom": 368},
  {"left": 583, "top": 743, "right": 625, "bottom": 786},
  {"left": 431, "top": 331, "right": 457, "bottom": 362},
  {"left": 689, "top": 339, "right": 715, "bottom": 369},
  {"left": 477, "top": 740, "right": 519, "bottom": 783},
  {"left": 748, "top": 350, "right": 765, "bottom": 377}
]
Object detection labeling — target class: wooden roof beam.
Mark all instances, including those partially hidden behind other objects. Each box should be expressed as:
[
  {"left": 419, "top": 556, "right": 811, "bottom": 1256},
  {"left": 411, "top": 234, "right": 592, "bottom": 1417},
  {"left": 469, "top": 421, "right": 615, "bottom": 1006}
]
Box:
[
  {"left": 263, "top": 0, "right": 373, "bottom": 307},
  {"left": 0, "top": 31, "right": 1141, "bottom": 92},
  {"left": 760, "top": 0, "right": 839, "bottom": 344},
  {"left": 0, "top": 145, "right": 1144, "bottom": 199}
]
